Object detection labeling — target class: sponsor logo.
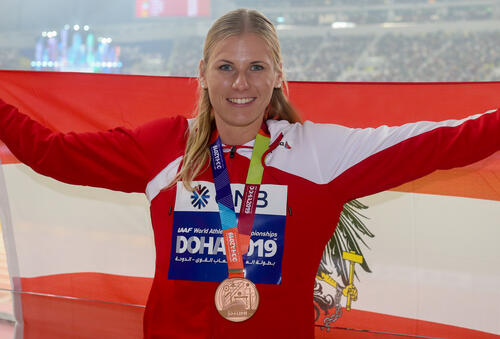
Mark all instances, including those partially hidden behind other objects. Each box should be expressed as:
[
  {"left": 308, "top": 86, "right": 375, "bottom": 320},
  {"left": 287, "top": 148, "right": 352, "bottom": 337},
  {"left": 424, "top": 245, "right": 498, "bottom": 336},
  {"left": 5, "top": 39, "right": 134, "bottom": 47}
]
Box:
[
  {"left": 176, "top": 182, "right": 287, "bottom": 215},
  {"left": 191, "top": 185, "right": 210, "bottom": 209},
  {"left": 244, "top": 185, "right": 257, "bottom": 213},
  {"left": 235, "top": 189, "right": 268, "bottom": 209},
  {"left": 211, "top": 144, "right": 223, "bottom": 170},
  {"left": 226, "top": 232, "right": 239, "bottom": 262}
]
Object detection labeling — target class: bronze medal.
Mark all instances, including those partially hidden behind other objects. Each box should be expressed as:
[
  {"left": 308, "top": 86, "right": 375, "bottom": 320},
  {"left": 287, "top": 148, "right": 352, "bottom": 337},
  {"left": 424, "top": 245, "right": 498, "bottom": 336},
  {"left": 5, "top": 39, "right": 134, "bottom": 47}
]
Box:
[{"left": 215, "top": 278, "right": 259, "bottom": 322}]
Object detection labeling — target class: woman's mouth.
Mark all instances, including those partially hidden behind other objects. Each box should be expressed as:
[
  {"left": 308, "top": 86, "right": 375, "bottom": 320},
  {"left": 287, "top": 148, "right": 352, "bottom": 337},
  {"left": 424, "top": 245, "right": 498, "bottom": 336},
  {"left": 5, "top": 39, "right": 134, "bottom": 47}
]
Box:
[{"left": 227, "top": 97, "right": 256, "bottom": 105}]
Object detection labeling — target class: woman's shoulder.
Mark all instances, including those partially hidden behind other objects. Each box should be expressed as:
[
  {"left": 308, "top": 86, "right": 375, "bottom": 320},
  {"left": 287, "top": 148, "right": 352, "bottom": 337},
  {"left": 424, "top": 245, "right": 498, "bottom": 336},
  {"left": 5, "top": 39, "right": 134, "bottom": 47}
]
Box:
[
  {"left": 266, "top": 119, "right": 347, "bottom": 138},
  {"left": 266, "top": 119, "right": 300, "bottom": 136}
]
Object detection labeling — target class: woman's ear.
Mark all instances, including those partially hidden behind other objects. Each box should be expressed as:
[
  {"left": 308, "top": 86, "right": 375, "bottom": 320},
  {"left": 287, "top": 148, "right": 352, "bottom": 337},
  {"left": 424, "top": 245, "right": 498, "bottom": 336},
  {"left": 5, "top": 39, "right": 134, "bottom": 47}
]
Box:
[
  {"left": 274, "top": 62, "right": 283, "bottom": 88},
  {"left": 199, "top": 59, "right": 207, "bottom": 89}
]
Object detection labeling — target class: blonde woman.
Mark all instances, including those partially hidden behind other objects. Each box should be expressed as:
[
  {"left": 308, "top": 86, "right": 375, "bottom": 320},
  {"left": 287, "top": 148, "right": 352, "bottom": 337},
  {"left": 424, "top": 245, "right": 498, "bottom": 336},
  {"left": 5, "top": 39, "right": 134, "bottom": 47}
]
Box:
[{"left": 1, "top": 8, "right": 500, "bottom": 339}]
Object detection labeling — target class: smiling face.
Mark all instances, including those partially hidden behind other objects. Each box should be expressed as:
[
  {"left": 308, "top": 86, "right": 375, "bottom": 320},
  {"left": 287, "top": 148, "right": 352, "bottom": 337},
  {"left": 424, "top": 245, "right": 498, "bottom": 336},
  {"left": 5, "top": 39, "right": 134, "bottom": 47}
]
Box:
[{"left": 199, "top": 33, "right": 282, "bottom": 144}]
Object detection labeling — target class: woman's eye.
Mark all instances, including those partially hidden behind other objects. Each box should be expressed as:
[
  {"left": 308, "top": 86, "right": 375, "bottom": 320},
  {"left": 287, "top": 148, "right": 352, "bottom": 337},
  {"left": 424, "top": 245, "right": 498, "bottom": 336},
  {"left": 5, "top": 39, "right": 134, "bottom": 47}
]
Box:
[
  {"left": 219, "top": 64, "right": 232, "bottom": 71},
  {"left": 250, "top": 64, "right": 264, "bottom": 71}
]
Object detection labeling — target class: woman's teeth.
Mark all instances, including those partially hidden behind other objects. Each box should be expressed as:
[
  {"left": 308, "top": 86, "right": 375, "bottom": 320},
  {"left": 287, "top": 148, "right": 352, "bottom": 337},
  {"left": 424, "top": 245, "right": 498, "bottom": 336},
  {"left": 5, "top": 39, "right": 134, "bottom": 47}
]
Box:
[{"left": 228, "top": 98, "right": 254, "bottom": 104}]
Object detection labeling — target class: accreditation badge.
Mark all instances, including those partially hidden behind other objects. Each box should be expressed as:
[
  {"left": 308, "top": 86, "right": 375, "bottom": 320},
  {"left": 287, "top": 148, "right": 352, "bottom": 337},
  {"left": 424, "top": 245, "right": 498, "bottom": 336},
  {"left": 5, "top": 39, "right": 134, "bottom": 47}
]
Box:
[{"left": 168, "top": 181, "right": 287, "bottom": 284}]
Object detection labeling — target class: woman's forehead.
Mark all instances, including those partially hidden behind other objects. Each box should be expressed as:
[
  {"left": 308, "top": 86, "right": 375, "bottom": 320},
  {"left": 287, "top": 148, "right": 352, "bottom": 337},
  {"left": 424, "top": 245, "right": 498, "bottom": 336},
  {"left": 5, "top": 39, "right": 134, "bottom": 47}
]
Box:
[{"left": 210, "top": 33, "right": 274, "bottom": 64}]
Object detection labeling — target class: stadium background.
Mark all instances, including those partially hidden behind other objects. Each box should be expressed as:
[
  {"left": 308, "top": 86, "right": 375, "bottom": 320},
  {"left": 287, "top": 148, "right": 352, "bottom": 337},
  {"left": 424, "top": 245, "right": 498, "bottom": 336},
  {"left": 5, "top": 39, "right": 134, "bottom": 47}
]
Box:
[
  {"left": 0, "top": 0, "right": 499, "bottom": 81},
  {"left": 0, "top": 0, "right": 499, "bottom": 337}
]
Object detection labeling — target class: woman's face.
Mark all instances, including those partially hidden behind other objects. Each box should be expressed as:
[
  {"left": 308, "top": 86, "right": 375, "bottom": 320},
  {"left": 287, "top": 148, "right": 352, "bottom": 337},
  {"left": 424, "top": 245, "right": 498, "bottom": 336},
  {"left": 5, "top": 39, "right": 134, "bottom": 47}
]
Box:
[{"left": 200, "top": 33, "right": 282, "bottom": 136}]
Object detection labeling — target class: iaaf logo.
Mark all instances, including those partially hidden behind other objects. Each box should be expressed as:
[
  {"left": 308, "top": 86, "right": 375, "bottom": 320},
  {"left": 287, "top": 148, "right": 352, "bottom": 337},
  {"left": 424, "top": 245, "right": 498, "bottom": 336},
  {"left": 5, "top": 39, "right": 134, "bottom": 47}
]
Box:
[{"left": 279, "top": 140, "right": 291, "bottom": 149}]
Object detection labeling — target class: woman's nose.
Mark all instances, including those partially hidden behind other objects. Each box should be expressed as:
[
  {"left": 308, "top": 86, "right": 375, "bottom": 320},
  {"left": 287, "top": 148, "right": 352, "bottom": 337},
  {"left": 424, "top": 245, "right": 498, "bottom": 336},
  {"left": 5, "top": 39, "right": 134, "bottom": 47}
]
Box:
[{"left": 232, "top": 72, "right": 250, "bottom": 90}]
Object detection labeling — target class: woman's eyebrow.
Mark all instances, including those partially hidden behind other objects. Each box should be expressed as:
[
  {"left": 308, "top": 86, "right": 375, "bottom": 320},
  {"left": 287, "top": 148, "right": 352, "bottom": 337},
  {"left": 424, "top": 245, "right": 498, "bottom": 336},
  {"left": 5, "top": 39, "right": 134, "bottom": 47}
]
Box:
[
  {"left": 216, "top": 59, "right": 234, "bottom": 64},
  {"left": 215, "top": 59, "right": 269, "bottom": 65}
]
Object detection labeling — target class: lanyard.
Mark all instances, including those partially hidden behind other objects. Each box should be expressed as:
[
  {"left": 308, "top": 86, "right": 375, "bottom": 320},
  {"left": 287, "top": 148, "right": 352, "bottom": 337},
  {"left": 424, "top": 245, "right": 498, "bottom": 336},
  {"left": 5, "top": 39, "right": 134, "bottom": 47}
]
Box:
[{"left": 209, "top": 130, "right": 270, "bottom": 278}]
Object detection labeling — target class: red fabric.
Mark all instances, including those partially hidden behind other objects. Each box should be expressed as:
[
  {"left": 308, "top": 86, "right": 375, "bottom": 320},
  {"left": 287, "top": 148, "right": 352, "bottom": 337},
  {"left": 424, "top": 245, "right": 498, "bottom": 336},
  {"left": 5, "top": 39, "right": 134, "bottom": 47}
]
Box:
[
  {"left": 1, "top": 70, "right": 499, "bottom": 201},
  {"left": 2, "top": 71, "right": 500, "bottom": 339},
  {"left": 0, "top": 70, "right": 499, "bottom": 134}
]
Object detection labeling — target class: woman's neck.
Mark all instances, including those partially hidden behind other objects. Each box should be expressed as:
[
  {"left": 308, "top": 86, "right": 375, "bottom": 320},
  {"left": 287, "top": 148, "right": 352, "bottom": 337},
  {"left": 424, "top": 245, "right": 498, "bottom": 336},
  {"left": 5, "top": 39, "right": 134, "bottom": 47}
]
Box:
[{"left": 215, "top": 118, "right": 263, "bottom": 146}]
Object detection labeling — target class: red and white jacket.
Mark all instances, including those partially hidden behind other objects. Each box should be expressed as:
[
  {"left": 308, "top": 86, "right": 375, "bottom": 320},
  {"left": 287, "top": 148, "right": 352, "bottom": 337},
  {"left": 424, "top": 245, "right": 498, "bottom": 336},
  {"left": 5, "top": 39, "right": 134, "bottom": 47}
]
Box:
[{"left": 1, "top": 98, "right": 500, "bottom": 338}]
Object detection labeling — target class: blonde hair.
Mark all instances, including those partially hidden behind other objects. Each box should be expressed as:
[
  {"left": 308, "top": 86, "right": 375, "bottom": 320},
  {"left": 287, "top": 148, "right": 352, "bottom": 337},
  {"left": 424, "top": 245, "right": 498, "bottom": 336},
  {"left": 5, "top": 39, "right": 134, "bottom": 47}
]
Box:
[{"left": 177, "top": 8, "right": 301, "bottom": 190}]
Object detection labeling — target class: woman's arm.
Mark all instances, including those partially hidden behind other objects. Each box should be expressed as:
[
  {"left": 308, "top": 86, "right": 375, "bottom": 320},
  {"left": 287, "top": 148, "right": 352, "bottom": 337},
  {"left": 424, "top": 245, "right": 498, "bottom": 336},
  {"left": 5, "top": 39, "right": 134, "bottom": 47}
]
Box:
[
  {"left": 0, "top": 98, "right": 185, "bottom": 193},
  {"left": 325, "top": 109, "right": 500, "bottom": 201},
  {"left": 269, "top": 108, "right": 500, "bottom": 201}
]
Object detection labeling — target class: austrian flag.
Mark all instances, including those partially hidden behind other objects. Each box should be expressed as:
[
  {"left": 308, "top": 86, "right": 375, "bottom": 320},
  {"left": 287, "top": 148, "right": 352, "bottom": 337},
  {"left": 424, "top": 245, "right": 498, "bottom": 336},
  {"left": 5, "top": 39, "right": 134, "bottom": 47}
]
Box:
[{"left": 0, "top": 71, "right": 499, "bottom": 338}]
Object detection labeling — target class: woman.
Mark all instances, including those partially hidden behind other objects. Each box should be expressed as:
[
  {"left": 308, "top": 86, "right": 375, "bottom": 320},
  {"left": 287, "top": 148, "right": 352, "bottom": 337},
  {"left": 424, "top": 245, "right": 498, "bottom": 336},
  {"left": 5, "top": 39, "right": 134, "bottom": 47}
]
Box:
[{"left": 1, "top": 8, "right": 499, "bottom": 339}]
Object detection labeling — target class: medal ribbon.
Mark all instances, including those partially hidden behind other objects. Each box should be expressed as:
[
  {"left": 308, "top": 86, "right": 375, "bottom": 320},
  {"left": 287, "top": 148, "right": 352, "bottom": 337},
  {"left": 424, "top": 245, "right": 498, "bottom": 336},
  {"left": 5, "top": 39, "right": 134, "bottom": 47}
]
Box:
[{"left": 209, "top": 130, "right": 270, "bottom": 278}]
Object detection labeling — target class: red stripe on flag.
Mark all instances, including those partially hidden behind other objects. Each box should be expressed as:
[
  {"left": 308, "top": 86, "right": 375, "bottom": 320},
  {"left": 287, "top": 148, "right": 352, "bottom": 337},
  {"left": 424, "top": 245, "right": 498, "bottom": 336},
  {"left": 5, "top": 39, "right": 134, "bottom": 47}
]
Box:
[
  {"left": 18, "top": 273, "right": 497, "bottom": 339},
  {"left": 315, "top": 308, "right": 498, "bottom": 339},
  {"left": 1, "top": 71, "right": 500, "bottom": 201},
  {"left": 21, "top": 293, "right": 144, "bottom": 339},
  {"left": 21, "top": 273, "right": 151, "bottom": 305}
]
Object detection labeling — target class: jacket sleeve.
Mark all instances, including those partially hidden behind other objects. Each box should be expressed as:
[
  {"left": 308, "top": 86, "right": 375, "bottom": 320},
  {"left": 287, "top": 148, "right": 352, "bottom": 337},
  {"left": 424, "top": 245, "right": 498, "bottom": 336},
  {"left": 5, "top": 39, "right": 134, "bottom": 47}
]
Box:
[
  {"left": 322, "top": 108, "right": 500, "bottom": 202},
  {"left": 273, "top": 108, "right": 500, "bottom": 202},
  {"left": 0, "top": 98, "right": 181, "bottom": 193}
]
